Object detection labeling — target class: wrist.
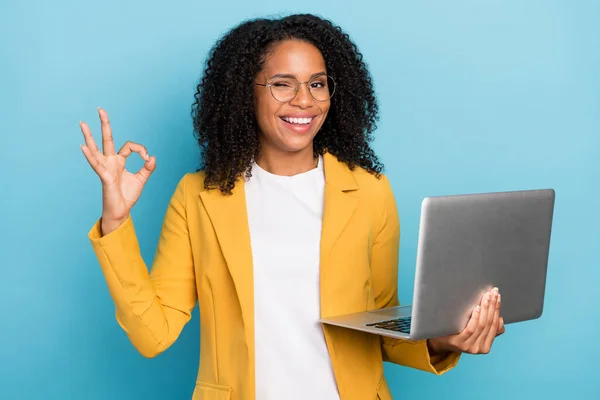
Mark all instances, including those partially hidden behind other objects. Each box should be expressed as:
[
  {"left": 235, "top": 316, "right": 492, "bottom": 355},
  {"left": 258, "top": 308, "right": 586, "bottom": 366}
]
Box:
[
  {"left": 427, "top": 338, "right": 447, "bottom": 356},
  {"left": 100, "top": 215, "right": 128, "bottom": 236}
]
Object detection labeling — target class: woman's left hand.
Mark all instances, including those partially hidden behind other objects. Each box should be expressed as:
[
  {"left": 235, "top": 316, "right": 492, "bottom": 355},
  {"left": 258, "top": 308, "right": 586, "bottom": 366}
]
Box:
[{"left": 427, "top": 287, "right": 505, "bottom": 355}]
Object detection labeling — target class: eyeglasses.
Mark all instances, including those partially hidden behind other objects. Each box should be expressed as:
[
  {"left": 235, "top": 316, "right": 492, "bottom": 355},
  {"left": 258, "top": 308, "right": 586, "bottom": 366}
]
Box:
[{"left": 255, "top": 74, "right": 336, "bottom": 103}]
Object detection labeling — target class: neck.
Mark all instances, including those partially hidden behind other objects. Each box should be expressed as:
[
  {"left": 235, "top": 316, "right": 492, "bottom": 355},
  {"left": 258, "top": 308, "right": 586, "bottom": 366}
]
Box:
[{"left": 255, "top": 146, "right": 318, "bottom": 176}]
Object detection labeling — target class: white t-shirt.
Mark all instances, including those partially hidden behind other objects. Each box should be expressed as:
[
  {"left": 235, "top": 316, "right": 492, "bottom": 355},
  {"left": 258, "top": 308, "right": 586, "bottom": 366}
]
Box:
[{"left": 245, "top": 155, "right": 340, "bottom": 400}]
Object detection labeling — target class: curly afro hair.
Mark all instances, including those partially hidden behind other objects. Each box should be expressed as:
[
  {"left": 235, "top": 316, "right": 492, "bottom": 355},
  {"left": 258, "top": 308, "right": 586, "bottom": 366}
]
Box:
[{"left": 191, "top": 13, "right": 383, "bottom": 194}]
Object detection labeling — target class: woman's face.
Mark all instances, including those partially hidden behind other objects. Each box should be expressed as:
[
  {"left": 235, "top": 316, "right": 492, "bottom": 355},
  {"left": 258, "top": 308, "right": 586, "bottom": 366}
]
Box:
[{"left": 254, "top": 39, "right": 331, "bottom": 156}]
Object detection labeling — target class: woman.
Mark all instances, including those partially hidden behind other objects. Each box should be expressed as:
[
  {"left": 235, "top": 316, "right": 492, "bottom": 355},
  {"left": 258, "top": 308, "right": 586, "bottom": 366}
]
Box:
[{"left": 80, "top": 13, "right": 504, "bottom": 400}]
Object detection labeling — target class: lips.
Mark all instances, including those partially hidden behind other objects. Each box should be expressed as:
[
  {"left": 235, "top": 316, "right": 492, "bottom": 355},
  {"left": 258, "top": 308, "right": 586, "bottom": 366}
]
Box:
[{"left": 278, "top": 114, "right": 317, "bottom": 134}]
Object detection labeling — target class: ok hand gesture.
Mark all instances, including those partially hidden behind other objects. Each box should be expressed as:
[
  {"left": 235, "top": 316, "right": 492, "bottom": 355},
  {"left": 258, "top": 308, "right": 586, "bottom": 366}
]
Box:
[{"left": 80, "top": 108, "right": 156, "bottom": 235}]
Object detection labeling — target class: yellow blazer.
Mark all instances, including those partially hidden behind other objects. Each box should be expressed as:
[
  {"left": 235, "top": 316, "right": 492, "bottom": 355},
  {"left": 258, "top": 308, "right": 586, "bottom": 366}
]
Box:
[{"left": 88, "top": 152, "right": 460, "bottom": 400}]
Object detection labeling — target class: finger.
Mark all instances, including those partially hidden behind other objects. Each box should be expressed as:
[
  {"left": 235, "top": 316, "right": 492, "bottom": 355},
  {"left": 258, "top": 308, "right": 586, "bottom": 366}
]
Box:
[
  {"left": 463, "top": 291, "right": 490, "bottom": 348},
  {"left": 497, "top": 316, "right": 505, "bottom": 336},
  {"left": 487, "top": 288, "right": 499, "bottom": 325},
  {"left": 80, "top": 121, "right": 100, "bottom": 154},
  {"left": 135, "top": 155, "right": 156, "bottom": 183},
  {"left": 483, "top": 291, "right": 501, "bottom": 350},
  {"left": 482, "top": 289, "right": 499, "bottom": 335},
  {"left": 81, "top": 144, "right": 109, "bottom": 180},
  {"left": 455, "top": 304, "right": 481, "bottom": 345},
  {"left": 118, "top": 141, "right": 149, "bottom": 160},
  {"left": 477, "top": 289, "right": 499, "bottom": 350},
  {"left": 98, "top": 108, "right": 116, "bottom": 156}
]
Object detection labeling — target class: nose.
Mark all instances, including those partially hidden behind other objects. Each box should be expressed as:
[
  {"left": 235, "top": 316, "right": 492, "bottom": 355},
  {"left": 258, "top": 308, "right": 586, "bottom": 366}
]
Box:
[{"left": 289, "top": 83, "right": 314, "bottom": 109}]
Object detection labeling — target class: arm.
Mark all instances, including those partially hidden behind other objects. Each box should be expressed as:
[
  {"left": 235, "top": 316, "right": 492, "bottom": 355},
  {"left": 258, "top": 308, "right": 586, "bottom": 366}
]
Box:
[
  {"left": 88, "top": 174, "right": 197, "bottom": 358},
  {"left": 370, "top": 175, "right": 460, "bottom": 375}
]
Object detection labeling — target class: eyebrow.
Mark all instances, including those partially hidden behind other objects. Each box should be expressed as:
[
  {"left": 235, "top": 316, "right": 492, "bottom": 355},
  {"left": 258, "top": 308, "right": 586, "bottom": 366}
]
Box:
[{"left": 268, "top": 71, "right": 327, "bottom": 80}]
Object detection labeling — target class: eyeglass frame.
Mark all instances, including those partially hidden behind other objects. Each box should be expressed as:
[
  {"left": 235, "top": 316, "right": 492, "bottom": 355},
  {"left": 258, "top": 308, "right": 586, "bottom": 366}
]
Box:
[{"left": 254, "top": 74, "right": 336, "bottom": 103}]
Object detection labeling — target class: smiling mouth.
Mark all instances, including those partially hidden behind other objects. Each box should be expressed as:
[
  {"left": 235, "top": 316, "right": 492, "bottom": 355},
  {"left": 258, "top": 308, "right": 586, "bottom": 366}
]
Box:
[{"left": 280, "top": 116, "right": 314, "bottom": 125}]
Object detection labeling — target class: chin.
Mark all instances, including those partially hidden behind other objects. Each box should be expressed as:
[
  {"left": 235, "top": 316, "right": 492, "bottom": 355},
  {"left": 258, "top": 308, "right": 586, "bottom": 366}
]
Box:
[{"left": 278, "top": 134, "right": 317, "bottom": 153}]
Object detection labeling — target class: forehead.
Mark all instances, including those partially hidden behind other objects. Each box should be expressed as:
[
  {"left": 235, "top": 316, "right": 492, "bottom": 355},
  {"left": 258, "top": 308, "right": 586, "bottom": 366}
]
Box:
[{"left": 261, "top": 40, "right": 326, "bottom": 78}]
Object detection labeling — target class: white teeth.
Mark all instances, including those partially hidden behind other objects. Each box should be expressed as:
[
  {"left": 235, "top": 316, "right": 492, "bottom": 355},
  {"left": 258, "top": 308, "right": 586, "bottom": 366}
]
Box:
[{"left": 283, "top": 117, "right": 313, "bottom": 125}]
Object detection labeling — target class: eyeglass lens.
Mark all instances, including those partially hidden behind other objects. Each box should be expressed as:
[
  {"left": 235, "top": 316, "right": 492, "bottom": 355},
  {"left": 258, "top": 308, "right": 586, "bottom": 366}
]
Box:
[{"left": 269, "top": 75, "right": 335, "bottom": 102}]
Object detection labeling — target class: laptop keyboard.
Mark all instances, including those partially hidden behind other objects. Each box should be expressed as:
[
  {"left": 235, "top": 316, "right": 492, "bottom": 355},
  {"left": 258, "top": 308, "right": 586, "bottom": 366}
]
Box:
[{"left": 366, "top": 317, "right": 411, "bottom": 333}]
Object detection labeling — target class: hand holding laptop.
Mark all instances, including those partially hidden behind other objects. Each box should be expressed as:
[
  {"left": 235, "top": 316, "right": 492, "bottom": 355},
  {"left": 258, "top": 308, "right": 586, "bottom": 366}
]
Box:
[{"left": 427, "top": 287, "right": 505, "bottom": 355}]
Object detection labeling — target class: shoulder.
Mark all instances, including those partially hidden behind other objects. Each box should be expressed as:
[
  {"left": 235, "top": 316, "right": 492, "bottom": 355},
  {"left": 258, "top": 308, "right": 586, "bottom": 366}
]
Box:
[
  {"left": 168, "top": 170, "right": 208, "bottom": 201},
  {"left": 346, "top": 164, "right": 399, "bottom": 232},
  {"left": 349, "top": 164, "right": 395, "bottom": 202},
  {"left": 324, "top": 151, "right": 393, "bottom": 199},
  {"left": 181, "top": 170, "right": 208, "bottom": 192}
]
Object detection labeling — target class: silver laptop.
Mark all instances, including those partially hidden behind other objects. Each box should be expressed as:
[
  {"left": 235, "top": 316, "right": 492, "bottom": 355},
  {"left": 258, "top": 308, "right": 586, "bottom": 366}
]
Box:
[{"left": 320, "top": 188, "right": 555, "bottom": 340}]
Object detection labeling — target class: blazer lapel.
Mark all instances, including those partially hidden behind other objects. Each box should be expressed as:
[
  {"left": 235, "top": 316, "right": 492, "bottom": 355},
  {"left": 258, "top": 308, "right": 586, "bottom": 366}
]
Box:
[
  {"left": 320, "top": 152, "right": 359, "bottom": 318},
  {"left": 320, "top": 152, "right": 360, "bottom": 257},
  {"left": 199, "top": 179, "right": 254, "bottom": 352}
]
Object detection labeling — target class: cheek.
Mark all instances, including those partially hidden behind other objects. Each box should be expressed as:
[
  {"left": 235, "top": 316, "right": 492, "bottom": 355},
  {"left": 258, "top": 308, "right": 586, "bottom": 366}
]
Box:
[
  {"left": 317, "top": 102, "right": 331, "bottom": 123},
  {"left": 255, "top": 95, "right": 281, "bottom": 128}
]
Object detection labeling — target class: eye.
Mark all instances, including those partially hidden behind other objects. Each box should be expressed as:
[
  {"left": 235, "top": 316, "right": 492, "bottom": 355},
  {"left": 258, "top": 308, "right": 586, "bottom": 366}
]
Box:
[
  {"left": 271, "top": 79, "right": 296, "bottom": 90},
  {"left": 310, "top": 78, "right": 327, "bottom": 89}
]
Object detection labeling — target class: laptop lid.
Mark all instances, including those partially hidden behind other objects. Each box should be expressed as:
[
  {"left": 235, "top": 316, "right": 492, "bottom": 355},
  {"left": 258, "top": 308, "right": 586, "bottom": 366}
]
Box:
[{"left": 408, "top": 189, "right": 555, "bottom": 340}]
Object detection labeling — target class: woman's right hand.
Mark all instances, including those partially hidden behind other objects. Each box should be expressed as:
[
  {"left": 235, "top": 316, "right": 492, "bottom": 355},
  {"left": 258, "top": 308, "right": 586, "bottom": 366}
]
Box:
[{"left": 80, "top": 108, "right": 156, "bottom": 235}]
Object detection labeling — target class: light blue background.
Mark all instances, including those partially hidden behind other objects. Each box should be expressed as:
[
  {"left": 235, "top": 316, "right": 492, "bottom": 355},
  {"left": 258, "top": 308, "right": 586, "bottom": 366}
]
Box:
[{"left": 1, "top": 0, "right": 598, "bottom": 399}]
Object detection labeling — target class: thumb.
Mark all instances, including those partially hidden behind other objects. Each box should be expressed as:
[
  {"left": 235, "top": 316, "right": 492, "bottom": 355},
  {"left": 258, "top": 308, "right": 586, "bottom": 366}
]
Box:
[{"left": 136, "top": 155, "right": 156, "bottom": 183}]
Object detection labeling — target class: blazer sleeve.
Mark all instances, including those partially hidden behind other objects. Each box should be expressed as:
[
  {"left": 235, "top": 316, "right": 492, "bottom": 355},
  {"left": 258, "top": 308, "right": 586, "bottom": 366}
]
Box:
[
  {"left": 370, "top": 175, "right": 460, "bottom": 375},
  {"left": 87, "top": 174, "right": 197, "bottom": 358}
]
